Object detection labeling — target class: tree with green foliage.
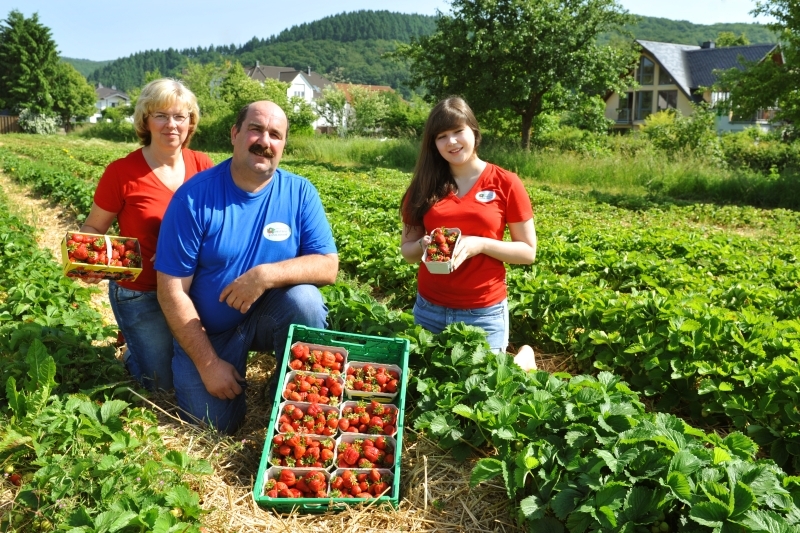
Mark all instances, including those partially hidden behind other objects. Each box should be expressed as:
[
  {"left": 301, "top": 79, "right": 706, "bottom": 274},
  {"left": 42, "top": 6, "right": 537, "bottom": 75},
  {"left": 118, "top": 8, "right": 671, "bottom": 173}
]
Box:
[
  {"left": 395, "top": 0, "right": 638, "bottom": 149},
  {"left": 716, "top": 31, "right": 750, "bottom": 47},
  {"left": 347, "top": 85, "right": 389, "bottom": 136},
  {"left": 50, "top": 62, "right": 97, "bottom": 131},
  {"left": 315, "top": 85, "right": 348, "bottom": 136},
  {"left": 715, "top": 0, "right": 796, "bottom": 128},
  {"left": 0, "top": 10, "right": 60, "bottom": 114}
]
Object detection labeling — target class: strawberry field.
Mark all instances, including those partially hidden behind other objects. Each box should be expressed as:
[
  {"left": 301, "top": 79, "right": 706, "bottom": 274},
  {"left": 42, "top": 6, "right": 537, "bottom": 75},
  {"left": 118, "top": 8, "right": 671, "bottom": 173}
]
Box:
[{"left": 2, "top": 134, "right": 800, "bottom": 532}]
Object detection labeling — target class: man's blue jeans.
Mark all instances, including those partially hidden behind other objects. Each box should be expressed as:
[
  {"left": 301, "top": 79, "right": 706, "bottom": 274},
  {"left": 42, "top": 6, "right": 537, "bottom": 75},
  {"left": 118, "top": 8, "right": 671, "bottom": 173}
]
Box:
[{"left": 172, "top": 284, "right": 328, "bottom": 434}]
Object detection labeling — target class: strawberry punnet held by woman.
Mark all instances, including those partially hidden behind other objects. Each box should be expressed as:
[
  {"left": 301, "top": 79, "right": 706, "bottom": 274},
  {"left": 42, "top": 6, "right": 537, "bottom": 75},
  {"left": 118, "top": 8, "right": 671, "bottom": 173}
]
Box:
[
  {"left": 78, "top": 78, "right": 214, "bottom": 391},
  {"left": 400, "top": 96, "right": 538, "bottom": 371}
]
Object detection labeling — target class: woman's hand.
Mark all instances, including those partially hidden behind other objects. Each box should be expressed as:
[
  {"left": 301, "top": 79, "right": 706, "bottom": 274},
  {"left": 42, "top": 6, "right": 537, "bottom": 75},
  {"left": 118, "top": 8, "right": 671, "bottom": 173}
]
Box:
[
  {"left": 450, "top": 235, "right": 484, "bottom": 271},
  {"left": 400, "top": 224, "right": 428, "bottom": 264}
]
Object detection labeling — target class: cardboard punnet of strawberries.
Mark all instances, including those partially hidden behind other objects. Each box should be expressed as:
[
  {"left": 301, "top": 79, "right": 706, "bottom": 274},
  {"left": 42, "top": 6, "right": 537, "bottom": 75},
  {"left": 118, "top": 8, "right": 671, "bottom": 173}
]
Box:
[{"left": 61, "top": 231, "right": 143, "bottom": 282}]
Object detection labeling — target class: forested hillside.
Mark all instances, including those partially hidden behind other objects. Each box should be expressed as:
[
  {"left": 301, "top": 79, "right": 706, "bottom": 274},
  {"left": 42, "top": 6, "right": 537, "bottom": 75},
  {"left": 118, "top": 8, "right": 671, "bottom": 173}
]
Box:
[
  {"left": 87, "top": 10, "right": 435, "bottom": 94},
  {"left": 607, "top": 16, "right": 778, "bottom": 45},
  {"left": 62, "top": 57, "right": 114, "bottom": 77},
  {"left": 86, "top": 9, "right": 774, "bottom": 95}
]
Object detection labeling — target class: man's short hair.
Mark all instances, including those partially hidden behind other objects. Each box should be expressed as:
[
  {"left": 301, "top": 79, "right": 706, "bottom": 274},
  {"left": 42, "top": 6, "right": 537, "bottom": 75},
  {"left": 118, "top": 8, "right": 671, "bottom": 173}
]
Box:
[
  {"left": 234, "top": 103, "right": 251, "bottom": 133},
  {"left": 233, "top": 102, "right": 290, "bottom": 137}
]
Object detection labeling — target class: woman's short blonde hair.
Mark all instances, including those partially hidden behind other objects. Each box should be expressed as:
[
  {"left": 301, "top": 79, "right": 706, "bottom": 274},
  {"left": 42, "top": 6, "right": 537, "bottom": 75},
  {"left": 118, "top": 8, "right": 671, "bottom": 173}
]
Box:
[{"left": 133, "top": 78, "right": 200, "bottom": 148}]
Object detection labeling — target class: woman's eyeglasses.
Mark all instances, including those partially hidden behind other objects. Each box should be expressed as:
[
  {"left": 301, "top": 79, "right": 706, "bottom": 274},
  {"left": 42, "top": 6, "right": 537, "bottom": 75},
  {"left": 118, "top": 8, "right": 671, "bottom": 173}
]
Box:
[{"left": 150, "top": 113, "right": 189, "bottom": 124}]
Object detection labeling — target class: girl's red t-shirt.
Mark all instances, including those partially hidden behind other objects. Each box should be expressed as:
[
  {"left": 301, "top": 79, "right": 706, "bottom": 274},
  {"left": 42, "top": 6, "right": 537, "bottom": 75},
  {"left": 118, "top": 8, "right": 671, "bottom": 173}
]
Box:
[
  {"left": 413, "top": 163, "right": 533, "bottom": 309},
  {"left": 93, "top": 148, "right": 214, "bottom": 292}
]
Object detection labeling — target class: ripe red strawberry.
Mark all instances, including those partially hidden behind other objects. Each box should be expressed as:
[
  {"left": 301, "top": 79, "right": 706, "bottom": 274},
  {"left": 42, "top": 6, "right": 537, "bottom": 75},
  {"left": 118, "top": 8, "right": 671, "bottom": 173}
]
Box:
[
  {"left": 71, "top": 243, "right": 89, "bottom": 261},
  {"left": 342, "top": 447, "right": 360, "bottom": 466},
  {"left": 279, "top": 469, "right": 296, "bottom": 487}
]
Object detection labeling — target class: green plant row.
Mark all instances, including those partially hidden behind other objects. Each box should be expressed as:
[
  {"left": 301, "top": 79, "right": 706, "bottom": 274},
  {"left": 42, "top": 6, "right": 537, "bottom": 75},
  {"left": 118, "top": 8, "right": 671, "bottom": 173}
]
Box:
[
  {"left": 0, "top": 134, "right": 135, "bottom": 170},
  {"left": 6, "top": 137, "right": 800, "bottom": 473},
  {"left": 0, "top": 148, "right": 95, "bottom": 221},
  {"left": 0, "top": 193, "right": 212, "bottom": 532},
  {"left": 406, "top": 323, "right": 800, "bottom": 533}
]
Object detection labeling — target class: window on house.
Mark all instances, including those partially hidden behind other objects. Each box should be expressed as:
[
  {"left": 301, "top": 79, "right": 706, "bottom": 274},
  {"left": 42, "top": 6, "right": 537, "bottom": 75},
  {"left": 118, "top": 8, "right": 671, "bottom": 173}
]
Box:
[
  {"left": 111, "top": 103, "right": 117, "bottom": 108},
  {"left": 659, "top": 68, "right": 675, "bottom": 85},
  {"left": 635, "top": 91, "right": 653, "bottom": 120},
  {"left": 294, "top": 90, "right": 305, "bottom": 97},
  {"left": 657, "top": 90, "right": 678, "bottom": 111},
  {"left": 617, "top": 92, "right": 634, "bottom": 122},
  {"left": 639, "top": 57, "right": 655, "bottom": 85}
]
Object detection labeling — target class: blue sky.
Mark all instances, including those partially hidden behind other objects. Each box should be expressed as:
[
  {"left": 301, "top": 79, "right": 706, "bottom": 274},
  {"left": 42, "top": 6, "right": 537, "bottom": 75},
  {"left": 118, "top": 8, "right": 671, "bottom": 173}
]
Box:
[{"left": 9, "top": 0, "right": 772, "bottom": 61}]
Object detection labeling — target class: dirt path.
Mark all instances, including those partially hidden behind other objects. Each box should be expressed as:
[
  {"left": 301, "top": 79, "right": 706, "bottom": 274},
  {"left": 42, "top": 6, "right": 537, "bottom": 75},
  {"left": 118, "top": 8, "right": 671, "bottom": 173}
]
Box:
[{"left": 0, "top": 171, "right": 116, "bottom": 325}]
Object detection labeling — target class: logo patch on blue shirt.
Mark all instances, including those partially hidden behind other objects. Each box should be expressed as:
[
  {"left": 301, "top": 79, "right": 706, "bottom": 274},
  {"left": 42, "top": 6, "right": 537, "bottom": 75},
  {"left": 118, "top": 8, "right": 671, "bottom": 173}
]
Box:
[
  {"left": 263, "top": 222, "right": 291, "bottom": 241},
  {"left": 475, "top": 190, "right": 496, "bottom": 203}
]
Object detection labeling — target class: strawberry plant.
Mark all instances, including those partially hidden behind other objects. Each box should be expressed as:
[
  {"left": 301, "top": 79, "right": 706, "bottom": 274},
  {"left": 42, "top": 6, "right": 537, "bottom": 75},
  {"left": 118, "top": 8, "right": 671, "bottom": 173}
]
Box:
[
  {"left": 0, "top": 192, "right": 212, "bottom": 532},
  {"left": 406, "top": 323, "right": 800, "bottom": 531}
]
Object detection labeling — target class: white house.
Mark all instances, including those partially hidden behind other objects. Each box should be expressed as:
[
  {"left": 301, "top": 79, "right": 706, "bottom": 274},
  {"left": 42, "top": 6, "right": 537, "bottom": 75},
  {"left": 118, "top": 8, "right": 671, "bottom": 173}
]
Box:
[
  {"left": 245, "top": 63, "right": 334, "bottom": 131},
  {"left": 89, "top": 84, "right": 130, "bottom": 123}
]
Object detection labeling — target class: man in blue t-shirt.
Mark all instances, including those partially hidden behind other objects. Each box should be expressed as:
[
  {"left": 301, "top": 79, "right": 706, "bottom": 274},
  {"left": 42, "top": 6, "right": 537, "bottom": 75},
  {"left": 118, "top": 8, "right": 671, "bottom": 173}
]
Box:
[{"left": 156, "top": 101, "right": 338, "bottom": 434}]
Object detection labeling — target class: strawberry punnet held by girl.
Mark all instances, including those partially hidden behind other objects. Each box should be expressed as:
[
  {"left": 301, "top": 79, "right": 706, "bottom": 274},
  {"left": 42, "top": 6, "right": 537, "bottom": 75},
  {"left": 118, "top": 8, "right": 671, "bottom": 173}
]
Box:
[{"left": 399, "top": 96, "right": 537, "bottom": 371}]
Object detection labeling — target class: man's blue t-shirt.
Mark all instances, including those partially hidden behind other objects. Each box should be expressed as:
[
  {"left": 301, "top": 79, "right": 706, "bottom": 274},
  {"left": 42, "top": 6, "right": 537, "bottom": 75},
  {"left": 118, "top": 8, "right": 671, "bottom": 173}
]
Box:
[{"left": 155, "top": 160, "right": 337, "bottom": 334}]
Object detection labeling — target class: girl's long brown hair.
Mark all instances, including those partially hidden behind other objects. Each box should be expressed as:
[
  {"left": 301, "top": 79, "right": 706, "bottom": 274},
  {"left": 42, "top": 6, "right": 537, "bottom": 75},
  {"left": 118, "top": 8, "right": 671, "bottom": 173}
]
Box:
[{"left": 400, "top": 96, "right": 482, "bottom": 227}]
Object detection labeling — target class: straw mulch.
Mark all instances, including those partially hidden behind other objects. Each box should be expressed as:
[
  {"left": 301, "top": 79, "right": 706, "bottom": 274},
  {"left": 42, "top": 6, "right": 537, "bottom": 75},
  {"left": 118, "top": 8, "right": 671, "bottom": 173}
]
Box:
[
  {"left": 138, "top": 352, "right": 526, "bottom": 533},
  {"left": 0, "top": 172, "right": 532, "bottom": 533}
]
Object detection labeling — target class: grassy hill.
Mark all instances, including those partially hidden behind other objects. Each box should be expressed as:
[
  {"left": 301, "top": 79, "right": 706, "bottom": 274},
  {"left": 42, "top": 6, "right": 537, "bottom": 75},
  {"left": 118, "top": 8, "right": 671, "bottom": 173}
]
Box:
[{"left": 86, "top": 11, "right": 775, "bottom": 94}]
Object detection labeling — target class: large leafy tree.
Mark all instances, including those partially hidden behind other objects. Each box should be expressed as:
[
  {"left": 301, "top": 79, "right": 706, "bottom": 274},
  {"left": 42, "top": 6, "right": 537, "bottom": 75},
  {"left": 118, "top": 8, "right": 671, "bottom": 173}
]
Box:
[
  {"left": 51, "top": 62, "right": 97, "bottom": 131},
  {"left": 0, "top": 10, "right": 60, "bottom": 114},
  {"left": 716, "top": 1, "right": 796, "bottom": 127},
  {"left": 395, "top": 0, "right": 638, "bottom": 149}
]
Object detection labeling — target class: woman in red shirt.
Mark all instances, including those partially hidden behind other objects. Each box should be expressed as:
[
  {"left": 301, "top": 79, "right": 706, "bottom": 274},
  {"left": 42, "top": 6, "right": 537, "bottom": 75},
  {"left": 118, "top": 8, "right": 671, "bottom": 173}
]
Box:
[
  {"left": 79, "top": 78, "right": 214, "bottom": 390},
  {"left": 400, "top": 96, "right": 538, "bottom": 370}
]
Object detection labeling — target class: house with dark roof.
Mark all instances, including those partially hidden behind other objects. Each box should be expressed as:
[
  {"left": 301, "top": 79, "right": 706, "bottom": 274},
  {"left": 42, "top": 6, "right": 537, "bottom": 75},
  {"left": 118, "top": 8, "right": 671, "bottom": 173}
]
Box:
[
  {"left": 244, "top": 62, "right": 334, "bottom": 130},
  {"left": 605, "top": 39, "right": 782, "bottom": 133},
  {"left": 90, "top": 83, "right": 130, "bottom": 123}
]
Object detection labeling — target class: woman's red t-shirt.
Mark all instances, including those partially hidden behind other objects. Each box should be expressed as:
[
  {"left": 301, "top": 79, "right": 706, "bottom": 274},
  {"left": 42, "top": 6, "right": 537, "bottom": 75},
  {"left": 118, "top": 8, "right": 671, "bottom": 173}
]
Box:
[
  {"left": 412, "top": 163, "right": 534, "bottom": 309},
  {"left": 93, "top": 148, "right": 214, "bottom": 292}
]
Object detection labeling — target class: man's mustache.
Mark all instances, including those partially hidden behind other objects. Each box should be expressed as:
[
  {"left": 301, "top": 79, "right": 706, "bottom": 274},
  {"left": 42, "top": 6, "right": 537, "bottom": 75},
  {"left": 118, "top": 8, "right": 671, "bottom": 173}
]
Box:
[{"left": 249, "top": 143, "right": 275, "bottom": 158}]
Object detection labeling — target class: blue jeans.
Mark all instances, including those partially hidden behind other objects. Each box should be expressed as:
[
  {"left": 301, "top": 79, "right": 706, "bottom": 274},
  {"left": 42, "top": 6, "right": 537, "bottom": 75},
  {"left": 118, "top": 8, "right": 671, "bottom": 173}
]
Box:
[
  {"left": 108, "top": 281, "right": 174, "bottom": 391},
  {"left": 413, "top": 293, "right": 509, "bottom": 352},
  {"left": 172, "top": 284, "right": 328, "bottom": 435}
]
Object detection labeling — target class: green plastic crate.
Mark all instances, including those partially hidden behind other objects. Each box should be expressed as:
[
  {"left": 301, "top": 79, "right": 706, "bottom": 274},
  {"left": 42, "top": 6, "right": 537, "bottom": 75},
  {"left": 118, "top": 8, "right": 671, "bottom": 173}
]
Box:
[{"left": 253, "top": 325, "right": 410, "bottom": 513}]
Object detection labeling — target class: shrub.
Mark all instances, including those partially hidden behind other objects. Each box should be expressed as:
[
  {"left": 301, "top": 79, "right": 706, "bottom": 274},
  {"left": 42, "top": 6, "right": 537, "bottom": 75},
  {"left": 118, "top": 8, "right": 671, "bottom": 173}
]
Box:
[
  {"left": 720, "top": 129, "right": 800, "bottom": 173},
  {"left": 17, "top": 109, "right": 61, "bottom": 135},
  {"left": 75, "top": 120, "right": 138, "bottom": 144}
]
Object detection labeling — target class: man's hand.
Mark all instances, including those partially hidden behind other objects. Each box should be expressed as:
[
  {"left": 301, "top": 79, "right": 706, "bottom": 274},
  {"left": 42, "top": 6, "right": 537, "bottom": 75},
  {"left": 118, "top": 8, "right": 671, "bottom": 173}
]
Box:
[
  {"left": 197, "top": 357, "right": 245, "bottom": 399},
  {"left": 220, "top": 267, "right": 266, "bottom": 313}
]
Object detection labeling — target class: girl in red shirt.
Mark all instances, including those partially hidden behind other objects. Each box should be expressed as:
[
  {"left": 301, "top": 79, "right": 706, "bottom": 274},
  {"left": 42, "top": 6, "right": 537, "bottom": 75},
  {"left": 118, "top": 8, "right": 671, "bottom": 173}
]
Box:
[
  {"left": 79, "top": 78, "right": 214, "bottom": 390},
  {"left": 400, "top": 96, "right": 538, "bottom": 370}
]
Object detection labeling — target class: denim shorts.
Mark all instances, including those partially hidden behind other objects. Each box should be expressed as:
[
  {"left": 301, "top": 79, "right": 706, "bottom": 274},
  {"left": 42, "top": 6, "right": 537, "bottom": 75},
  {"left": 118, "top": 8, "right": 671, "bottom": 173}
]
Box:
[
  {"left": 107, "top": 281, "right": 175, "bottom": 391},
  {"left": 172, "top": 284, "right": 328, "bottom": 434},
  {"left": 413, "top": 293, "right": 509, "bottom": 353}
]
